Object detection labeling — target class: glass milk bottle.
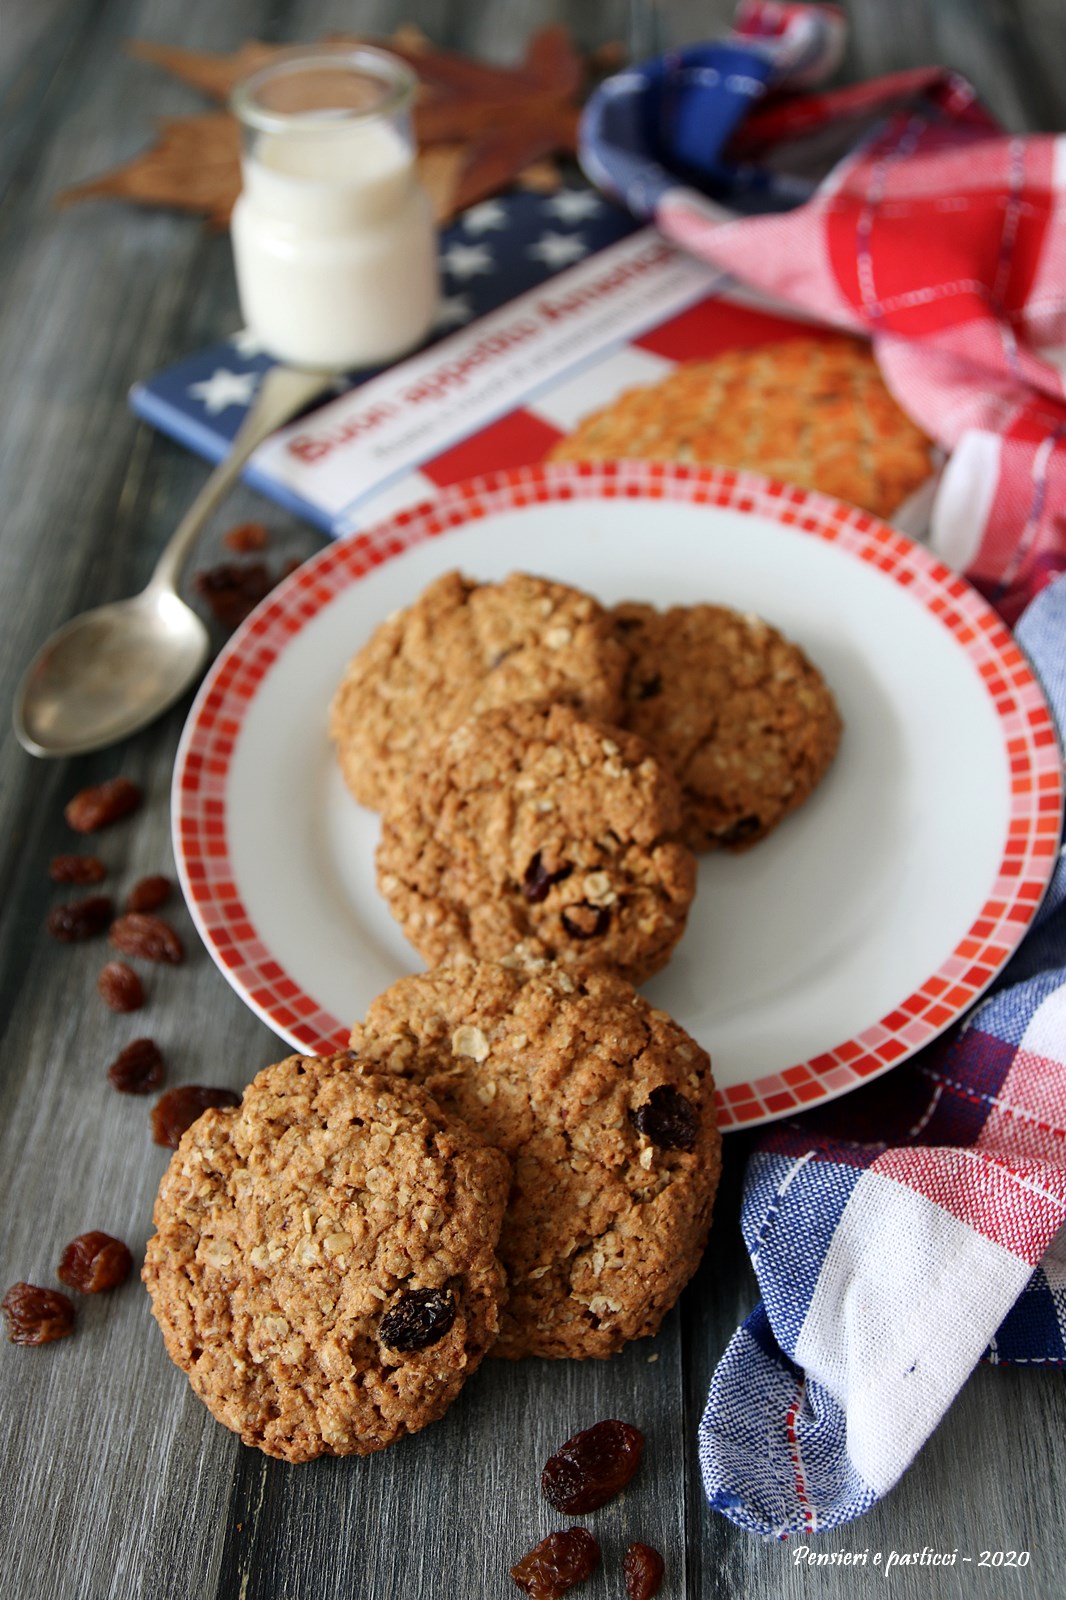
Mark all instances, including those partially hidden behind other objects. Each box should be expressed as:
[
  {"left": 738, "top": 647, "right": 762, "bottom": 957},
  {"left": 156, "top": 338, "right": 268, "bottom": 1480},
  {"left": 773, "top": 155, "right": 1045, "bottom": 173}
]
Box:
[{"left": 230, "top": 48, "right": 439, "bottom": 370}]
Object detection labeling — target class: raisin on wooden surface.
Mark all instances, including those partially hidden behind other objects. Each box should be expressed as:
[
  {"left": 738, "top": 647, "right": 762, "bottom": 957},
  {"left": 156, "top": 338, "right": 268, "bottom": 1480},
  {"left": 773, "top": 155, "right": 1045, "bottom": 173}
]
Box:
[
  {"left": 2, "top": 1283, "right": 75, "bottom": 1345},
  {"left": 151, "top": 1085, "right": 240, "bottom": 1147},
  {"left": 223, "top": 521, "right": 269, "bottom": 552},
  {"left": 628, "top": 1086, "right": 697, "bottom": 1152},
  {"left": 510, "top": 1529, "right": 600, "bottom": 1599},
  {"left": 541, "top": 1420, "right": 645, "bottom": 1514},
  {"left": 57, "top": 1232, "right": 133, "bottom": 1293},
  {"left": 109, "top": 912, "right": 183, "bottom": 964},
  {"left": 379, "top": 1289, "right": 456, "bottom": 1352},
  {"left": 108, "top": 1038, "right": 165, "bottom": 1094},
  {"left": 49, "top": 854, "right": 106, "bottom": 885},
  {"left": 98, "top": 961, "right": 145, "bottom": 1013},
  {"left": 623, "top": 1543, "right": 665, "bottom": 1600},
  {"left": 64, "top": 777, "right": 141, "bottom": 833},
  {"left": 125, "top": 874, "right": 172, "bottom": 913},
  {"left": 47, "top": 896, "right": 113, "bottom": 942},
  {"left": 192, "top": 560, "right": 274, "bottom": 629}
]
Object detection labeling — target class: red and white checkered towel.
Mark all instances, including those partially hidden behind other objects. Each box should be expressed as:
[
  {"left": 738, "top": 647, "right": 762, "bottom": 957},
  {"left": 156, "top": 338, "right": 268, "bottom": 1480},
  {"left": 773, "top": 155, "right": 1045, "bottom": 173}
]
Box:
[{"left": 582, "top": 4, "right": 1066, "bottom": 623}]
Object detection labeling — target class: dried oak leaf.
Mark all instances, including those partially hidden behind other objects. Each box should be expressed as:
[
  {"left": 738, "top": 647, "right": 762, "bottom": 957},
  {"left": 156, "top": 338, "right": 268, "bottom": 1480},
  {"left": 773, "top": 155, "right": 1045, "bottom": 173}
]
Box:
[
  {"left": 57, "top": 112, "right": 241, "bottom": 230},
  {"left": 57, "top": 26, "right": 588, "bottom": 228},
  {"left": 125, "top": 37, "right": 279, "bottom": 100},
  {"left": 451, "top": 105, "right": 578, "bottom": 216}
]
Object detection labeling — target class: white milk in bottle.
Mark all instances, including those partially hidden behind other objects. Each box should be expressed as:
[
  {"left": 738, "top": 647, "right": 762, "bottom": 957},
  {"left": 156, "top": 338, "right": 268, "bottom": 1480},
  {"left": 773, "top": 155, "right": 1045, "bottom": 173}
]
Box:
[{"left": 230, "top": 49, "right": 438, "bottom": 370}]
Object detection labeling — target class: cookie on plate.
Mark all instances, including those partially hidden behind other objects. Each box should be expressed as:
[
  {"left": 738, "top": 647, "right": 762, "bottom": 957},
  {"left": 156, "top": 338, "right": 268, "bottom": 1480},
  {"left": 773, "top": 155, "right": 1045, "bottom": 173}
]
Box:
[
  {"left": 329, "top": 569, "right": 628, "bottom": 812},
  {"left": 375, "top": 700, "right": 697, "bottom": 984},
  {"left": 546, "top": 335, "right": 934, "bottom": 520},
  {"left": 613, "top": 601, "right": 842, "bottom": 852},
  {"left": 350, "top": 958, "right": 722, "bottom": 1359},
  {"left": 143, "top": 1052, "right": 510, "bottom": 1462}
]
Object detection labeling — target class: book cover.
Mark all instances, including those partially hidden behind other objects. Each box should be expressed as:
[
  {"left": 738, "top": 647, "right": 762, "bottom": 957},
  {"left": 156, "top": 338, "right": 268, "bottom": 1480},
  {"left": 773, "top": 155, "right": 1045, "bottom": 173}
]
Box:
[{"left": 131, "top": 186, "right": 938, "bottom": 538}]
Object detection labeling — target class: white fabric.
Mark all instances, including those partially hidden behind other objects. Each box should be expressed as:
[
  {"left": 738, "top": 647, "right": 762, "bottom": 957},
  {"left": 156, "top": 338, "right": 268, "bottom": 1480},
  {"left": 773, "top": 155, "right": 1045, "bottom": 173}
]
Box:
[
  {"left": 930, "top": 431, "right": 1002, "bottom": 571},
  {"left": 793, "top": 1170, "right": 1034, "bottom": 1494}
]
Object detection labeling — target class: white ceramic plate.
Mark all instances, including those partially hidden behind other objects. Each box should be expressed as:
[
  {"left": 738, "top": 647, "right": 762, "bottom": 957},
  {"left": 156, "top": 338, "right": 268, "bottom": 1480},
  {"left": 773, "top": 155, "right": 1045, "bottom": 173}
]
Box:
[{"left": 173, "top": 462, "right": 1062, "bottom": 1129}]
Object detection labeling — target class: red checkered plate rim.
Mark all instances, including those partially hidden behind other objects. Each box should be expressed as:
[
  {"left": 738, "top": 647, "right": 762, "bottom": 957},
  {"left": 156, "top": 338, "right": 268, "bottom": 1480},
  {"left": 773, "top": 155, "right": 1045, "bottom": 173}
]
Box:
[{"left": 172, "top": 460, "right": 1063, "bottom": 1129}]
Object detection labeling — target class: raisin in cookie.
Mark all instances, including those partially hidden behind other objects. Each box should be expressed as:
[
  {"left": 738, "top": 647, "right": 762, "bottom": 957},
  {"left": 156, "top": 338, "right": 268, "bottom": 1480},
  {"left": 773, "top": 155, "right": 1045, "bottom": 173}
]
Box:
[
  {"left": 613, "top": 601, "right": 841, "bottom": 852},
  {"left": 547, "top": 336, "right": 933, "bottom": 520},
  {"left": 143, "top": 1052, "right": 509, "bottom": 1462},
  {"left": 329, "top": 570, "right": 628, "bottom": 812},
  {"left": 351, "top": 959, "right": 721, "bottom": 1360},
  {"left": 376, "top": 701, "right": 696, "bottom": 984}
]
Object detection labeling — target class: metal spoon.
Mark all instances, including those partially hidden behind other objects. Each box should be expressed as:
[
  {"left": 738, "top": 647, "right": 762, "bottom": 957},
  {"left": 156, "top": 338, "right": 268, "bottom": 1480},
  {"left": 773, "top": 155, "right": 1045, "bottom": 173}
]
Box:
[{"left": 13, "top": 363, "right": 337, "bottom": 759}]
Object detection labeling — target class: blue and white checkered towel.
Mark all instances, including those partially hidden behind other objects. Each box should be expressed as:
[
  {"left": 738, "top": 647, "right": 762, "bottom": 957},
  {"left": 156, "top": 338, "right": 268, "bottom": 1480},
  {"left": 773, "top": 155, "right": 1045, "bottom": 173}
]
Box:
[{"left": 699, "top": 573, "right": 1066, "bottom": 1537}]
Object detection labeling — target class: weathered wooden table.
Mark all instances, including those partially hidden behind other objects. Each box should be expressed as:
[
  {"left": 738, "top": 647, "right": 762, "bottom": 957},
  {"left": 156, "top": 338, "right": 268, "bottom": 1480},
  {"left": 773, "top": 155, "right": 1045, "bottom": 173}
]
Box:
[{"left": 2, "top": 3, "right": 1065, "bottom": 1597}]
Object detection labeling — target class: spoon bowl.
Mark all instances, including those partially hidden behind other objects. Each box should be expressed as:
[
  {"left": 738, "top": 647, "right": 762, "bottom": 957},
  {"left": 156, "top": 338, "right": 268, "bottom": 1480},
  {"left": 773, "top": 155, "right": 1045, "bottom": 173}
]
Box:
[
  {"left": 12, "top": 363, "right": 337, "bottom": 759},
  {"left": 14, "top": 586, "right": 210, "bottom": 758}
]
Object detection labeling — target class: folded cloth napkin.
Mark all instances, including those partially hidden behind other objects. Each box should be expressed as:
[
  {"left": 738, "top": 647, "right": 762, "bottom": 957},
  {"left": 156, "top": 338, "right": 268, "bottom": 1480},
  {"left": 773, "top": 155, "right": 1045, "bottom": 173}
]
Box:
[
  {"left": 582, "top": 1, "right": 1066, "bottom": 1535},
  {"left": 698, "top": 570, "right": 1066, "bottom": 1537},
  {"left": 580, "top": 1, "right": 1066, "bottom": 624}
]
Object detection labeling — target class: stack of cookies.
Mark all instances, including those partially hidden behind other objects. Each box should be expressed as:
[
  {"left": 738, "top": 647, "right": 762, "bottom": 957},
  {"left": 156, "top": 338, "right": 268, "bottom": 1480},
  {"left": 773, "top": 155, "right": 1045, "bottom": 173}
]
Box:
[
  {"left": 144, "top": 958, "right": 720, "bottom": 1461},
  {"left": 330, "top": 568, "right": 842, "bottom": 979},
  {"left": 143, "top": 568, "right": 840, "bottom": 1462}
]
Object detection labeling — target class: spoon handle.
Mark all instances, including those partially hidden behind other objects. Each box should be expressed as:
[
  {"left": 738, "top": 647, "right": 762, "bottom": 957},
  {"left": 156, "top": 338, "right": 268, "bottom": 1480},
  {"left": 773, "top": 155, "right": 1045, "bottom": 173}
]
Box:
[{"left": 150, "top": 364, "right": 338, "bottom": 594}]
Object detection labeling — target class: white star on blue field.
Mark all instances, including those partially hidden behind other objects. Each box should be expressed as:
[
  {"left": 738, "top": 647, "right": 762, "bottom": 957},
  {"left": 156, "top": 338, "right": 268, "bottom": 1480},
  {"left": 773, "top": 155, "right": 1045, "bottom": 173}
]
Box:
[
  {"left": 462, "top": 200, "right": 508, "bottom": 234},
  {"left": 545, "top": 188, "right": 603, "bottom": 223},
  {"left": 439, "top": 241, "right": 495, "bottom": 279},
  {"left": 230, "top": 328, "right": 270, "bottom": 358},
  {"left": 434, "top": 294, "right": 475, "bottom": 329},
  {"left": 527, "top": 231, "right": 589, "bottom": 268},
  {"left": 189, "top": 367, "right": 260, "bottom": 414}
]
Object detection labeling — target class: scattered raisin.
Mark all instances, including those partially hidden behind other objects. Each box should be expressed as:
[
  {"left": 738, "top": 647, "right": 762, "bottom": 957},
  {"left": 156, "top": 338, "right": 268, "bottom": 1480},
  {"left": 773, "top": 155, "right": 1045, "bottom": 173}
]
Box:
[
  {"left": 629, "top": 1086, "right": 697, "bottom": 1152},
  {"left": 57, "top": 1232, "right": 133, "bottom": 1293},
  {"left": 379, "top": 1288, "right": 456, "bottom": 1352},
  {"left": 718, "top": 814, "right": 762, "bottom": 847},
  {"left": 49, "top": 854, "right": 106, "bottom": 885},
  {"left": 510, "top": 1529, "right": 600, "bottom": 1599},
  {"left": 2, "top": 1283, "right": 75, "bottom": 1346},
  {"left": 523, "top": 852, "right": 574, "bottom": 904},
  {"left": 223, "top": 520, "right": 269, "bottom": 553},
  {"left": 110, "top": 912, "right": 183, "bottom": 964},
  {"left": 46, "top": 895, "right": 113, "bottom": 942},
  {"left": 151, "top": 1085, "right": 240, "bottom": 1147},
  {"left": 623, "top": 1543, "right": 665, "bottom": 1600},
  {"left": 541, "top": 1420, "right": 645, "bottom": 1513},
  {"left": 108, "top": 1038, "right": 165, "bottom": 1093},
  {"left": 125, "top": 874, "right": 172, "bottom": 913},
  {"left": 560, "top": 902, "right": 611, "bottom": 940},
  {"left": 64, "top": 777, "right": 142, "bottom": 833},
  {"left": 635, "top": 674, "right": 662, "bottom": 701},
  {"left": 98, "top": 961, "right": 145, "bottom": 1013},
  {"left": 192, "top": 561, "right": 274, "bottom": 629}
]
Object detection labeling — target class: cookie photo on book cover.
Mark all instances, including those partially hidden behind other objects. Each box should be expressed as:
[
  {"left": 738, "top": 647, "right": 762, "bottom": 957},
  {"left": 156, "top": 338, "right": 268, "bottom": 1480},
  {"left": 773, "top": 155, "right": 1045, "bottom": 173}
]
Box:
[{"left": 547, "top": 333, "right": 934, "bottom": 521}]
